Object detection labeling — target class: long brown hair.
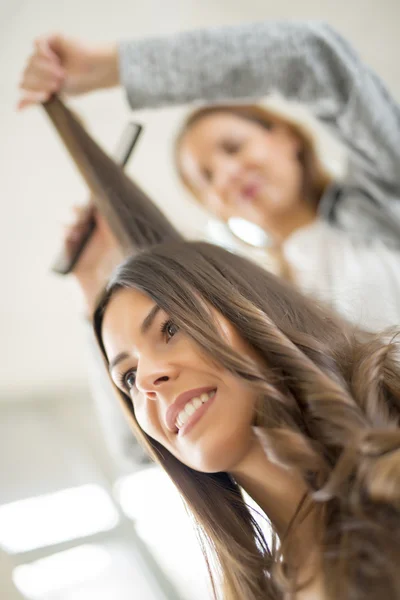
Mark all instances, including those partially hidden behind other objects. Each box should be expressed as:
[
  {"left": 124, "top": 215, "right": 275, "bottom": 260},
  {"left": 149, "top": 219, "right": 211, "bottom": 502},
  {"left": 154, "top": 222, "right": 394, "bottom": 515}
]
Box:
[
  {"left": 175, "top": 103, "right": 333, "bottom": 208},
  {"left": 94, "top": 241, "right": 400, "bottom": 600}
]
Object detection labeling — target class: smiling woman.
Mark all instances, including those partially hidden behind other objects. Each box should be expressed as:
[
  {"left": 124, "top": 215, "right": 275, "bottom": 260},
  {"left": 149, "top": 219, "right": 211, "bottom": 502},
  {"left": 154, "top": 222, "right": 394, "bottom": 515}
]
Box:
[
  {"left": 101, "top": 286, "right": 261, "bottom": 474},
  {"left": 94, "top": 240, "right": 400, "bottom": 600}
]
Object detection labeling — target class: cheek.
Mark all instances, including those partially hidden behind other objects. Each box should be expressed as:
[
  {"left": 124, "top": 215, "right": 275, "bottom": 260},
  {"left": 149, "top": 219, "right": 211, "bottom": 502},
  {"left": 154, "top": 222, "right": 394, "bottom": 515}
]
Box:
[
  {"left": 245, "top": 131, "right": 278, "bottom": 160},
  {"left": 135, "top": 403, "right": 184, "bottom": 465},
  {"left": 186, "top": 382, "right": 257, "bottom": 473},
  {"left": 203, "top": 191, "right": 226, "bottom": 214},
  {"left": 251, "top": 134, "right": 299, "bottom": 172},
  {"left": 132, "top": 396, "right": 161, "bottom": 442}
]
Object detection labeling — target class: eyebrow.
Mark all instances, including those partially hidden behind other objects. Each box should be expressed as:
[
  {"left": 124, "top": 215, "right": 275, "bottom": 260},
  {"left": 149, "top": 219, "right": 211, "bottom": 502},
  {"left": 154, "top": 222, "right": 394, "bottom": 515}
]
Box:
[
  {"left": 108, "top": 351, "right": 130, "bottom": 374},
  {"left": 141, "top": 304, "right": 160, "bottom": 335},
  {"left": 108, "top": 304, "right": 161, "bottom": 374}
]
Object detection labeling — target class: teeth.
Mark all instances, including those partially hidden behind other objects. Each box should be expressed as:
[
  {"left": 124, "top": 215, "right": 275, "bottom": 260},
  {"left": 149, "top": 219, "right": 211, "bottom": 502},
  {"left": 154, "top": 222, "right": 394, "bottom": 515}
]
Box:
[
  {"left": 185, "top": 403, "right": 196, "bottom": 416},
  {"left": 178, "top": 411, "right": 189, "bottom": 425},
  {"left": 175, "top": 390, "right": 215, "bottom": 429}
]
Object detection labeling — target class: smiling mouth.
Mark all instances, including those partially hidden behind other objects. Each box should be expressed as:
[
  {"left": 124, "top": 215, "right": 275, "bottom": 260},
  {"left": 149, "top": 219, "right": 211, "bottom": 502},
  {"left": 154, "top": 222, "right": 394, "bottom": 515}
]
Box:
[
  {"left": 175, "top": 389, "right": 216, "bottom": 430},
  {"left": 241, "top": 182, "right": 261, "bottom": 201}
]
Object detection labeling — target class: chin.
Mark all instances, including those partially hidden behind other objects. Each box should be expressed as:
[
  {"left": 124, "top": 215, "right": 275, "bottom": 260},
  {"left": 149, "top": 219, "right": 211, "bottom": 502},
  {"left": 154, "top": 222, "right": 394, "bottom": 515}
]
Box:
[{"left": 186, "top": 432, "right": 253, "bottom": 474}]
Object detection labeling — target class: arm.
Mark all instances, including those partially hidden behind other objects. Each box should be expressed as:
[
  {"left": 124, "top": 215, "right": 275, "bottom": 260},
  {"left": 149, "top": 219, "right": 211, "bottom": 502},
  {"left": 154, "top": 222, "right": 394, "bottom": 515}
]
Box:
[
  {"left": 119, "top": 21, "right": 400, "bottom": 186},
  {"left": 19, "top": 23, "right": 400, "bottom": 186}
]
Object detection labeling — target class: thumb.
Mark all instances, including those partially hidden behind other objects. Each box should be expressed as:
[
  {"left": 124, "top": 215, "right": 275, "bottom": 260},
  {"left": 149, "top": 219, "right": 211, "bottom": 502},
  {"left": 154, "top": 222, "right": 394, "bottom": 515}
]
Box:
[
  {"left": 34, "top": 35, "right": 54, "bottom": 59},
  {"left": 36, "top": 34, "right": 68, "bottom": 65},
  {"left": 46, "top": 33, "right": 68, "bottom": 57}
]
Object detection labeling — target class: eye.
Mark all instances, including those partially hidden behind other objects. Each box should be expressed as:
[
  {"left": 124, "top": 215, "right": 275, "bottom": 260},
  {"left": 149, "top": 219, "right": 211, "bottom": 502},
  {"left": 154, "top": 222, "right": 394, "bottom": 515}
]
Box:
[
  {"left": 122, "top": 369, "right": 137, "bottom": 391},
  {"left": 161, "top": 319, "right": 179, "bottom": 341},
  {"left": 221, "top": 140, "right": 242, "bottom": 154}
]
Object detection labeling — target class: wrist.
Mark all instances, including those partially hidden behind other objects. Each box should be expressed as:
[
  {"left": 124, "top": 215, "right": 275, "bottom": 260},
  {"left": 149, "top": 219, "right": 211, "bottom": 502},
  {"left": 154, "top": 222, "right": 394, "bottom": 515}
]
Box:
[{"left": 92, "top": 43, "right": 120, "bottom": 90}]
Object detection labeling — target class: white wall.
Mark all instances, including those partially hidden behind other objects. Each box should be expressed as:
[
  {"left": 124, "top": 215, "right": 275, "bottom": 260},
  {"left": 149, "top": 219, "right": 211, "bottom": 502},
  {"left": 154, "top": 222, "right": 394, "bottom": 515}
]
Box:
[{"left": 1, "top": 0, "right": 400, "bottom": 401}]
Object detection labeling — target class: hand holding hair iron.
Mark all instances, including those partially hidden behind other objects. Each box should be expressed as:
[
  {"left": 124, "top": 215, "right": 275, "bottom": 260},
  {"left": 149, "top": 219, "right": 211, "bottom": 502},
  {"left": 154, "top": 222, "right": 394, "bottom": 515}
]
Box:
[
  {"left": 43, "top": 95, "right": 182, "bottom": 274},
  {"left": 51, "top": 121, "right": 143, "bottom": 274}
]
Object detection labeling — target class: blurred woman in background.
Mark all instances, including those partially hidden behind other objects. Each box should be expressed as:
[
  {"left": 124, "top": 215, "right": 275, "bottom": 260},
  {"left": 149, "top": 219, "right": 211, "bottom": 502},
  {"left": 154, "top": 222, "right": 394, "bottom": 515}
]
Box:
[
  {"left": 18, "top": 20, "right": 400, "bottom": 329},
  {"left": 174, "top": 100, "right": 400, "bottom": 330}
]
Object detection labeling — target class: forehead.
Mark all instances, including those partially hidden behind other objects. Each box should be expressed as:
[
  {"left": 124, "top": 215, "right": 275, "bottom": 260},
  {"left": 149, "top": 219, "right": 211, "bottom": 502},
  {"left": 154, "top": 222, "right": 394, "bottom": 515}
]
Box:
[
  {"left": 180, "top": 112, "right": 259, "bottom": 155},
  {"left": 101, "top": 288, "right": 155, "bottom": 361}
]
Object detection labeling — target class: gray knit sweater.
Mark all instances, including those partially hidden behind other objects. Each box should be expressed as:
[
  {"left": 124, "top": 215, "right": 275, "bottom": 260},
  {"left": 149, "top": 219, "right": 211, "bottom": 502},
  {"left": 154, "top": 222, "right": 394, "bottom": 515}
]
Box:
[{"left": 119, "top": 20, "right": 400, "bottom": 246}]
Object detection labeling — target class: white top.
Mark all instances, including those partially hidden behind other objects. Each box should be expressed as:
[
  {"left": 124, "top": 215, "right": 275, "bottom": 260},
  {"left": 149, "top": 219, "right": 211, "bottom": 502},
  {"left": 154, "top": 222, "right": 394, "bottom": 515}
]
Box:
[{"left": 283, "top": 220, "right": 400, "bottom": 332}]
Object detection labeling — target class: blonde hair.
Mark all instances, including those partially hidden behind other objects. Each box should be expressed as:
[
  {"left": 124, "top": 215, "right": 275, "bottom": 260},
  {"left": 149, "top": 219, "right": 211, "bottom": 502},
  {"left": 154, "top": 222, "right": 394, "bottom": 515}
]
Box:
[
  {"left": 174, "top": 97, "right": 346, "bottom": 280},
  {"left": 175, "top": 96, "right": 345, "bottom": 207}
]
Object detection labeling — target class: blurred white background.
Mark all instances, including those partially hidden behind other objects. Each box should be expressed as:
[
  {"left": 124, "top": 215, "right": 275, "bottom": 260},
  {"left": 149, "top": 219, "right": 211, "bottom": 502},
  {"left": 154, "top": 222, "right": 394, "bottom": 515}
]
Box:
[{"left": 1, "top": 0, "right": 399, "bottom": 598}]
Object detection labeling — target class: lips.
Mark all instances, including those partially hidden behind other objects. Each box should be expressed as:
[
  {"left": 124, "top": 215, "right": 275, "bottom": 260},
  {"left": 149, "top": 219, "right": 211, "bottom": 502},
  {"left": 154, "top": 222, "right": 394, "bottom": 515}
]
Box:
[
  {"left": 240, "top": 180, "right": 261, "bottom": 201},
  {"left": 165, "top": 386, "right": 216, "bottom": 433}
]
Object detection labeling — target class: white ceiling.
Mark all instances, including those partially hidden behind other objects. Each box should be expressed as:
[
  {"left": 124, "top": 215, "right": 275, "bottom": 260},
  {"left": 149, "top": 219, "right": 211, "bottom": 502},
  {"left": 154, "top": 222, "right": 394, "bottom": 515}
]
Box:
[{"left": 2, "top": 0, "right": 400, "bottom": 401}]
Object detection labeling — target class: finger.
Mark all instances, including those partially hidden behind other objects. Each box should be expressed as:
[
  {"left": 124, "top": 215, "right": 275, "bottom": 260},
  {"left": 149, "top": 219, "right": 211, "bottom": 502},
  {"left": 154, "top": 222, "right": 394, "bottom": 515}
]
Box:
[
  {"left": 72, "top": 205, "right": 95, "bottom": 227},
  {"left": 24, "top": 55, "right": 65, "bottom": 81},
  {"left": 65, "top": 231, "right": 83, "bottom": 244},
  {"left": 64, "top": 222, "right": 89, "bottom": 243},
  {"left": 72, "top": 203, "right": 92, "bottom": 215},
  {"left": 17, "top": 90, "right": 50, "bottom": 110},
  {"left": 63, "top": 211, "right": 87, "bottom": 229},
  {"left": 63, "top": 220, "right": 83, "bottom": 236},
  {"left": 63, "top": 207, "right": 86, "bottom": 225},
  {"left": 72, "top": 205, "right": 85, "bottom": 218},
  {"left": 64, "top": 206, "right": 95, "bottom": 236},
  {"left": 34, "top": 36, "right": 61, "bottom": 63},
  {"left": 19, "top": 71, "right": 61, "bottom": 94},
  {"left": 46, "top": 34, "right": 69, "bottom": 61}
]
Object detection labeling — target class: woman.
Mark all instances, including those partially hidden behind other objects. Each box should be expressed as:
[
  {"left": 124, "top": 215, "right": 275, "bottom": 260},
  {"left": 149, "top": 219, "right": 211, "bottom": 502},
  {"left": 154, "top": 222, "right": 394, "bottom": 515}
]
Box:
[
  {"left": 18, "top": 21, "right": 400, "bottom": 329},
  {"left": 174, "top": 101, "right": 400, "bottom": 330},
  {"left": 94, "top": 239, "right": 400, "bottom": 600}
]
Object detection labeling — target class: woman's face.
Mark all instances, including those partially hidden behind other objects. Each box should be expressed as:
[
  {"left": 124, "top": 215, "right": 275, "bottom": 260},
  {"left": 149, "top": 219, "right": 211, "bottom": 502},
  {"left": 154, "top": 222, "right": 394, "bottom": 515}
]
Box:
[
  {"left": 178, "top": 112, "right": 304, "bottom": 234},
  {"left": 101, "top": 287, "right": 262, "bottom": 473}
]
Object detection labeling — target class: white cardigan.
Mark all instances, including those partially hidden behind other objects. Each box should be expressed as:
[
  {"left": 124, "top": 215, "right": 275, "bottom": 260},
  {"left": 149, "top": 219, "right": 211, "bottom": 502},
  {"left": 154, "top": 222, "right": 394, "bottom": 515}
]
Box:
[{"left": 283, "top": 220, "right": 400, "bottom": 332}]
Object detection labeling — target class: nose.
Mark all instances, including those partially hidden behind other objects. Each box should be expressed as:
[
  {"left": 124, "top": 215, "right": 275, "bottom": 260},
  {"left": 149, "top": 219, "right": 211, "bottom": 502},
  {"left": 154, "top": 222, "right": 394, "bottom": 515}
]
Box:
[
  {"left": 214, "top": 156, "right": 242, "bottom": 196},
  {"left": 135, "top": 357, "right": 178, "bottom": 398}
]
